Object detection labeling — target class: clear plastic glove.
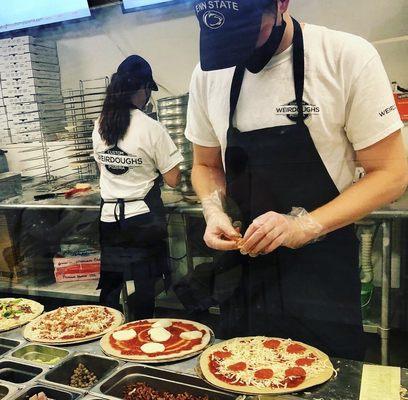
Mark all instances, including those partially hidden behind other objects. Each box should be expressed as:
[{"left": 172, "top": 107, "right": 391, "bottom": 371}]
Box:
[
  {"left": 202, "top": 191, "right": 241, "bottom": 251},
  {"left": 240, "top": 207, "right": 323, "bottom": 256}
]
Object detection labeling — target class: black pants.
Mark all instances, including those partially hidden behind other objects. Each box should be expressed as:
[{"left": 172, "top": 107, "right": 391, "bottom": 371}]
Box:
[{"left": 98, "top": 212, "right": 169, "bottom": 320}]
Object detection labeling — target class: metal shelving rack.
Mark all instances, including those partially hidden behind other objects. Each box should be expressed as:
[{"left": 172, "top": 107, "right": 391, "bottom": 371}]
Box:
[{"left": 63, "top": 77, "right": 109, "bottom": 182}]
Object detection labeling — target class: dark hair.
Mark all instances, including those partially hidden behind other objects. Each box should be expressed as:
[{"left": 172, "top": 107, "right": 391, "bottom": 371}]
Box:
[{"left": 99, "top": 72, "right": 142, "bottom": 146}]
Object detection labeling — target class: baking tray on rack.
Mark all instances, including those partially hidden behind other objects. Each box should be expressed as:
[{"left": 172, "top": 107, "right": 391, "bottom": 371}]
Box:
[
  {"left": 11, "top": 344, "right": 70, "bottom": 366},
  {"left": 42, "top": 353, "right": 120, "bottom": 392},
  {"left": 0, "top": 339, "right": 21, "bottom": 357},
  {"left": 10, "top": 384, "right": 81, "bottom": 400},
  {"left": 91, "top": 364, "right": 243, "bottom": 400}
]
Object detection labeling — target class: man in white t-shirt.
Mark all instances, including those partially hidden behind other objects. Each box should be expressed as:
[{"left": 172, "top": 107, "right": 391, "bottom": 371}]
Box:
[{"left": 186, "top": 0, "right": 408, "bottom": 359}]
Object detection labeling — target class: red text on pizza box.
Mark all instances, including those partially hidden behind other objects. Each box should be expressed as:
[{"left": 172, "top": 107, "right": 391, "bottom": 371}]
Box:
[{"left": 53, "top": 254, "right": 100, "bottom": 283}]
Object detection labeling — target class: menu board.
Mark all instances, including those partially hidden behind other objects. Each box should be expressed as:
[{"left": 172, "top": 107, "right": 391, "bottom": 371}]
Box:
[
  {"left": 122, "top": 0, "right": 175, "bottom": 11},
  {"left": 0, "top": 0, "right": 91, "bottom": 33}
]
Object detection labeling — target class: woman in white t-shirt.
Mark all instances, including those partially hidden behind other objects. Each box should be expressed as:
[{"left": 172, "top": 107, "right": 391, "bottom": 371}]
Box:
[{"left": 92, "top": 55, "right": 183, "bottom": 319}]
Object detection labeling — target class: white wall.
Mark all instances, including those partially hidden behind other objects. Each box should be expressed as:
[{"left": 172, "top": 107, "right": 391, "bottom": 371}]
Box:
[{"left": 25, "top": 0, "right": 407, "bottom": 95}]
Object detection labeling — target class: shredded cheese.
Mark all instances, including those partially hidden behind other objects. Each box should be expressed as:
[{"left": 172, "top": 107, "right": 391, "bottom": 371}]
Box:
[{"left": 211, "top": 337, "right": 334, "bottom": 389}]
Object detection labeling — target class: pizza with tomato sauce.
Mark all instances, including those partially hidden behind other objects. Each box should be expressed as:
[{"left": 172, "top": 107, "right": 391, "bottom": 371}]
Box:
[
  {"left": 199, "top": 337, "right": 334, "bottom": 395},
  {"left": 100, "top": 318, "right": 213, "bottom": 362}
]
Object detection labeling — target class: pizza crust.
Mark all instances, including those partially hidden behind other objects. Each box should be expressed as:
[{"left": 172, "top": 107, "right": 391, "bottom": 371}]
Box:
[
  {"left": 100, "top": 318, "right": 213, "bottom": 362},
  {"left": 0, "top": 298, "right": 44, "bottom": 332},
  {"left": 199, "top": 337, "right": 334, "bottom": 395},
  {"left": 23, "top": 306, "right": 124, "bottom": 345}
]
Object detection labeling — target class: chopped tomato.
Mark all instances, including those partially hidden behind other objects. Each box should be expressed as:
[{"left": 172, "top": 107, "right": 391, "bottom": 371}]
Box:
[
  {"left": 254, "top": 369, "right": 274, "bottom": 380},
  {"left": 228, "top": 362, "right": 247, "bottom": 372},
  {"left": 213, "top": 351, "right": 232, "bottom": 359},
  {"left": 285, "top": 367, "right": 306, "bottom": 378},
  {"left": 263, "top": 339, "right": 281, "bottom": 349},
  {"left": 287, "top": 343, "right": 306, "bottom": 354},
  {"left": 296, "top": 357, "right": 315, "bottom": 367}
]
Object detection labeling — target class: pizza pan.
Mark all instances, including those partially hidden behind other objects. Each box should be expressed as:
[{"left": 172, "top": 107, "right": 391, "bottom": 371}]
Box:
[
  {"left": 92, "top": 364, "right": 238, "bottom": 400},
  {"left": 0, "top": 298, "right": 44, "bottom": 333},
  {"left": 23, "top": 306, "right": 124, "bottom": 346},
  {"left": 100, "top": 318, "right": 214, "bottom": 364},
  {"left": 196, "top": 337, "right": 335, "bottom": 396}
]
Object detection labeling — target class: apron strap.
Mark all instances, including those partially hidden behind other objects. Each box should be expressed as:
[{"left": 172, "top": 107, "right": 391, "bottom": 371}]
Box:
[
  {"left": 228, "top": 65, "right": 246, "bottom": 134},
  {"left": 292, "top": 18, "right": 305, "bottom": 124},
  {"left": 228, "top": 17, "right": 306, "bottom": 130}
]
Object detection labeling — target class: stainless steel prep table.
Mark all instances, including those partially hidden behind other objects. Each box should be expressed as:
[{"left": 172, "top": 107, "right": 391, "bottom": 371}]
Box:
[
  {"left": 0, "top": 181, "right": 408, "bottom": 365},
  {"left": 0, "top": 327, "right": 407, "bottom": 400}
]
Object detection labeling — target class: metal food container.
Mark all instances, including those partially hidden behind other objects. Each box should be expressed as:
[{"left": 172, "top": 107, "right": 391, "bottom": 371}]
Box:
[
  {"left": 0, "top": 382, "right": 17, "bottom": 400},
  {"left": 0, "top": 360, "right": 44, "bottom": 385},
  {"left": 11, "top": 344, "right": 69, "bottom": 366},
  {"left": 166, "top": 127, "right": 186, "bottom": 137},
  {"left": 93, "top": 365, "right": 238, "bottom": 400},
  {"left": 10, "top": 384, "right": 81, "bottom": 400},
  {"left": 44, "top": 353, "right": 120, "bottom": 391},
  {"left": 0, "top": 339, "right": 20, "bottom": 357}
]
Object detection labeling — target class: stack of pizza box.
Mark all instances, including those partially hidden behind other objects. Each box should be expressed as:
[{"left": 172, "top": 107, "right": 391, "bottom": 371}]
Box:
[{"left": 0, "top": 36, "right": 65, "bottom": 144}]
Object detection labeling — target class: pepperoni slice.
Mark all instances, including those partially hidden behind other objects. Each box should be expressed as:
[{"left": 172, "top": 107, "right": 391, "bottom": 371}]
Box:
[
  {"left": 287, "top": 343, "right": 306, "bottom": 354},
  {"left": 263, "top": 339, "right": 281, "bottom": 349},
  {"left": 285, "top": 367, "right": 306, "bottom": 378},
  {"left": 254, "top": 369, "right": 274, "bottom": 380},
  {"left": 213, "top": 351, "right": 232, "bottom": 359},
  {"left": 284, "top": 375, "right": 306, "bottom": 388},
  {"left": 296, "top": 357, "right": 316, "bottom": 367},
  {"left": 228, "top": 362, "right": 247, "bottom": 372}
]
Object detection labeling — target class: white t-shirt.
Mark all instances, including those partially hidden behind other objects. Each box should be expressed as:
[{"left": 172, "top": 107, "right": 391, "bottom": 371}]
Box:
[
  {"left": 93, "top": 109, "right": 183, "bottom": 222},
  {"left": 185, "top": 23, "right": 403, "bottom": 193}
]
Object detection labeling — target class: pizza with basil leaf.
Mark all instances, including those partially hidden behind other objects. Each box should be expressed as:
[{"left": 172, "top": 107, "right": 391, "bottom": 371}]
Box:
[
  {"left": 199, "top": 337, "right": 334, "bottom": 395},
  {"left": 0, "top": 298, "right": 44, "bottom": 332}
]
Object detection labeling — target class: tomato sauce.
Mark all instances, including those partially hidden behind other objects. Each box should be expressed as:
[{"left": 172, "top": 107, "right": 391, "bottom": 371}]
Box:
[
  {"left": 208, "top": 360, "right": 245, "bottom": 386},
  {"left": 109, "top": 321, "right": 206, "bottom": 357}
]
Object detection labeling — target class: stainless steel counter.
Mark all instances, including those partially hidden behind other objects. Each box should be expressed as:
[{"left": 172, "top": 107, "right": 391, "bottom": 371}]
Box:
[{"left": 0, "top": 327, "right": 407, "bottom": 400}]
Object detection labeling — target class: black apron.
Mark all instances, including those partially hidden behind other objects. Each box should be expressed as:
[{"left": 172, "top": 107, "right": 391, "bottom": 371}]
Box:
[
  {"left": 216, "top": 18, "right": 365, "bottom": 360},
  {"left": 97, "top": 177, "right": 170, "bottom": 291}
]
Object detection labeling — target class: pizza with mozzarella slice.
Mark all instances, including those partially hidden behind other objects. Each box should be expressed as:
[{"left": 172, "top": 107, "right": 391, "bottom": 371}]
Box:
[
  {"left": 199, "top": 337, "right": 334, "bottom": 395},
  {"left": 100, "top": 318, "right": 212, "bottom": 362}
]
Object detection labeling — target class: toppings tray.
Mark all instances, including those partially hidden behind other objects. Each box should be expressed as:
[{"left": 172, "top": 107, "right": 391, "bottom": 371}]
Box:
[
  {"left": 0, "top": 360, "right": 44, "bottom": 385},
  {"left": 0, "top": 382, "right": 17, "bottom": 400},
  {"left": 43, "top": 353, "right": 120, "bottom": 391},
  {"left": 11, "top": 344, "right": 70, "bottom": 366},
  {"left": 92, "top": 364, "right": 240, "bottom": 400},
  {"left": 0, "top": 338, "right": 21, "bottom": 357},
  {"left": 11, "top": 384, "right": 81, "bottom": 400}
]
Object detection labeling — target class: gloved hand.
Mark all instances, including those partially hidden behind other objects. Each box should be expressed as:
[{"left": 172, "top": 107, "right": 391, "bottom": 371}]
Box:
[
  {"left": 240, "top": 208, "right": 323, "bottom": 256},
  {"left": 201, "top": 191, "right": 241, "bottom": 251}
]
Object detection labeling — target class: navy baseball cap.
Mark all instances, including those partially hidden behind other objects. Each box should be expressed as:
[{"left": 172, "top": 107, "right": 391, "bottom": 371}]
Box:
[
  {"left": 117, "top": 55, "right": 158, "bottom": 91},
  {"left": 194, "top": 0, "right": 268, "bottom": 71}
]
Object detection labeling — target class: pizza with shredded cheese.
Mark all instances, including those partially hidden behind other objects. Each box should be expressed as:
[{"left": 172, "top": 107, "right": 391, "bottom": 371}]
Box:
[
  {"left": 23, "top": 305, "right": 123, "bottom": 344},
  {"left": 199, "top": 337, "right": 334, "bottom": 395},
  {"left": 100, "top": 318, "right": 213, "bottom": 362},
  {"left": 0, "top": 298, "right": 44, "bottom": 332}
]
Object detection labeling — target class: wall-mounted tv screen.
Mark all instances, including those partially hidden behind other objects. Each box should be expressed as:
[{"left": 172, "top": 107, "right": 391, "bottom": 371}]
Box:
[
  {"left": 122, "top": 0, "right": 174, "bottom": 11},
  {"left": 0, "top": 0, "right": 91, "bottom": 33}
]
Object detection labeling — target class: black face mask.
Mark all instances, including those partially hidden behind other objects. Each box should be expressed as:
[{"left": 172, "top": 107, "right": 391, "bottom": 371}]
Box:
[{"left": 246, "top": 15, "right": 287, "bottom": 73}]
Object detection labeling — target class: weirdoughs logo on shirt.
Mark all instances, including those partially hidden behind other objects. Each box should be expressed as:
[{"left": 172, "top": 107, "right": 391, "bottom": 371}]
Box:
[
  {"left": 275, "top": 100, "right": 320, "bottom": 122},
  {"left": 97, "top": 146, "right": 142, "bottom": 176}
]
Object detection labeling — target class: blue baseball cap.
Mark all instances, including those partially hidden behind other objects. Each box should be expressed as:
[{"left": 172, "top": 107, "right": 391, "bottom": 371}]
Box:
[
  {"left": 194, "top": 0, "right": 268, "bottom": 71},
  {"left": 117, "top": 55, "right": 158, "bottom": 91}
]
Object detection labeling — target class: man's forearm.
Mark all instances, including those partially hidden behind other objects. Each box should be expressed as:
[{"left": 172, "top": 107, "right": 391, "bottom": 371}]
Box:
[
  {"left": 311, "top": 170, "right": 407, "bottom": 235},
  {"left": 191, "top": 164, "right": 226, "bottom": 201}
]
